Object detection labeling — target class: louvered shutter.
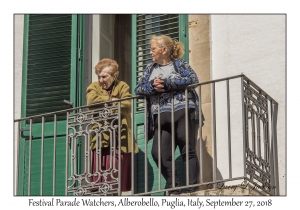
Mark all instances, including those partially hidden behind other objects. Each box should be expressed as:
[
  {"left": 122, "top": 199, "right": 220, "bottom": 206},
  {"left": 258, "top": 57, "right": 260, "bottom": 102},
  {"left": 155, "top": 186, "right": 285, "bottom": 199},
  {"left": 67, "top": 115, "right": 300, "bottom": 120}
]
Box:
[
  {"left": 18, "top": 14, "right": 80, "bottom": 195},
  {"left": 132, "top": 14, "right": 189, "bottom": 195},
  {"left": 24, "top": 14, "right": 75, "bottom": 122}
]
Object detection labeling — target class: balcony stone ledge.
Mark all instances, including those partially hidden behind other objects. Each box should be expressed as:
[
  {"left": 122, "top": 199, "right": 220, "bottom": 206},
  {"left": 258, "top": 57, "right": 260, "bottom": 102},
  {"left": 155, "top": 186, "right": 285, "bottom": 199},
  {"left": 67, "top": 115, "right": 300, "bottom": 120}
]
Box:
[{"left": 177, "top": 184, "right": 269, "bottom": 196}]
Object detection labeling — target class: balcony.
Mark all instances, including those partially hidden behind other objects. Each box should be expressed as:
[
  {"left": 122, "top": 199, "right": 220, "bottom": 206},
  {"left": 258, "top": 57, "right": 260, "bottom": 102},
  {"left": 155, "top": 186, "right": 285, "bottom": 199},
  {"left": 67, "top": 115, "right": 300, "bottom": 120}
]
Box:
[{"left": 14, "top": 74, "right": 279, "bottom": 196}]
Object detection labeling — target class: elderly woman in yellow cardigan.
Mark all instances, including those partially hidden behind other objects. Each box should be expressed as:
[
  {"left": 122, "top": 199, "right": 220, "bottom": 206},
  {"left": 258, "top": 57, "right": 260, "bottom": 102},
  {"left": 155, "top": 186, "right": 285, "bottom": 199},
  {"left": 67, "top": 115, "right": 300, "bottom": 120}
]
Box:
[{"left": 86, "top": 58, "right": 138, "bottom": 193}]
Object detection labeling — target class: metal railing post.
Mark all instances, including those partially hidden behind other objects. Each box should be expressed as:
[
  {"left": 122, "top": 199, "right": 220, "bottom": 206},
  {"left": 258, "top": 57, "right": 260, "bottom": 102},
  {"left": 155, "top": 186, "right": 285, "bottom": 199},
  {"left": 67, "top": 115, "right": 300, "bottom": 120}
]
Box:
[
  {"left": 65, "top": 112, "right": 69, "bottom": 196},
  {"left": 118, "top": 101, "right": 121, "bottom": 196},
  {"left": 226, "top": 80, "right": 232, "bottom": 179},
  {"left": 185, "top": 89, "right": 190, "bottom": 187},
  {"left": 157, "top": 95, "right": 162, "bottom": 191},
  {"left": 198, "top": 85, "right": 203, "bottom": 183},
  {"left": 40, "top": 116, "right": 45, "bottom": 195},
  {"left": 144, "top": 96, "right": 148, "bottom": 193},
  {"left": 241, "top": 76, "right": 247, "bottom": 182},
  {"left": 270, "top": 101, "right": 279, "bottom": 195},
  {"left": 212, "top": 82, "right": 217, "bottom": 188},
  {"left": 53, "top": 114, "right": 57, "bottom": 196},
  {"left": 15, "top": 121, "right": 20, "bottom": 196},
  {"left": 171, "top": 91, "right": 175, "bottom": 190},
  {"left": 28, "top": 119, "right": 32, "bottom": 196},
  {"left": 131, "top": 98, "right": 134, "bottom": 195}
]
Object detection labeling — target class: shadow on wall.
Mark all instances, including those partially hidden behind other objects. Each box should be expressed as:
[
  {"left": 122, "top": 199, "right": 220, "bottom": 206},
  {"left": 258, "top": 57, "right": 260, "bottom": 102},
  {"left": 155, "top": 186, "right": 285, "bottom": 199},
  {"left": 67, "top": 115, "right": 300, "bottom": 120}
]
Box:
[{"left": 198, "top": 135, "right": 223, "bottom": 191}]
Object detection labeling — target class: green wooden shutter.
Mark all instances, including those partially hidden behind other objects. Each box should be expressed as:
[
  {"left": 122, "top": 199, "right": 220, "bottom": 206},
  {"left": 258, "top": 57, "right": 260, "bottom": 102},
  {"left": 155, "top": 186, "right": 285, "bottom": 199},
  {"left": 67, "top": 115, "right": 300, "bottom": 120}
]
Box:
[
  {"left": 18, "top": 14, "right": 83, "bottom": 195},
  {"left": 131, "top": 14, "right": 189, "bottom": 195},
  {"left": 23, "top": 14, "right": 77, "bottom": 121}
]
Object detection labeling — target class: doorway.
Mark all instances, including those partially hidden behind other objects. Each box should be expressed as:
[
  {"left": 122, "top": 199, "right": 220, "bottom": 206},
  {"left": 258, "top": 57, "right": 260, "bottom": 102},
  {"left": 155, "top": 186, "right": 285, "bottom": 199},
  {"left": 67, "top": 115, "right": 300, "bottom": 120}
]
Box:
[{"left": 91, "top": 14, "right": 132, "bottom": 87}]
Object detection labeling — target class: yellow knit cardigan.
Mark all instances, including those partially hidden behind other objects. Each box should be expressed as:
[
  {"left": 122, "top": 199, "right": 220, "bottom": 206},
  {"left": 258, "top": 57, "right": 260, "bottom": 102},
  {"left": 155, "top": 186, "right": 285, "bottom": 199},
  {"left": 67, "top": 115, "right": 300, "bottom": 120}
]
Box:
[{"left": 86, "top": 80, "right": 139, "bottom": 154}]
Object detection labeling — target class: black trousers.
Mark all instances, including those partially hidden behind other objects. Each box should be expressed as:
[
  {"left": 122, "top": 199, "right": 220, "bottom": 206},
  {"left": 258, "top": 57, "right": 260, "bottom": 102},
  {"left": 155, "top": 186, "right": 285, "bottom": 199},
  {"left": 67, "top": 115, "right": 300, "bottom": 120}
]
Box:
[{"left": 151, "top": 108, "right": 199, "bottom": 192}]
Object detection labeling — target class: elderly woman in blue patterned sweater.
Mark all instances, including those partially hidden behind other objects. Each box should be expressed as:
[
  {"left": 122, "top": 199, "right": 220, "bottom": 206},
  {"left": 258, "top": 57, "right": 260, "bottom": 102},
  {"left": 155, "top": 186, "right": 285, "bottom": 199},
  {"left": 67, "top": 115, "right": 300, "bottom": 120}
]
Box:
[{"left": 134, "top": 34, "right": 202, "bottom": 195}]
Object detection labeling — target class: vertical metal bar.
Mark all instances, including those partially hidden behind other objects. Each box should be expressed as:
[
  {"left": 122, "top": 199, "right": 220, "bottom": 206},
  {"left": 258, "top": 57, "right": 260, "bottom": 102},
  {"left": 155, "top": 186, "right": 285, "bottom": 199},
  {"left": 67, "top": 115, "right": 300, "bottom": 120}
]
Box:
[
  {"left": 96, "top": 121, "right": 99, "bottom": 181},
  {"left": 266, "top": 94, "right": 270, "bottom": 161},
  {"left": 269, "top": 100, "right": 274, "bottom": 195},
  {"left": 266, "top": 100, "right": 271, "bottom": 163},
  {"left": 28, "top": 119, "right": 32, "bottom": 196},
  {"left": 257, "top": 110, "right": 261, "bottom": 158},
  {"left": 171, "top": 91, "right": 175, "bottom": 189},
  {"left": 257, "top": 92, "right": 263, "bottom": 159},
  {"left": 226, "top": 80, "right": 232, "bottom": 179},
  {"left": 198, "top": 85, "right": 203, "bottom": 183},
  {"left": 15, "top": 121, "right": 20, "bottom": 195},
  {"left": 131, "top": 98, "right": 134, "bottom": 195},
  {"left": 272, "top": 102, "right": 279, "bottom": 195},
  {"left": 86, "top": 132, "right": 89, "bottom": 175},
  {"left": 118, "top": 101, "right": 121, "bottom": 196},
  {"left": 53, "top": 114, "right": 57, "bottom": 196},
  {"left": 269, "top": 100, "right": 280, "bottom": 195},
  {"left": 65, "top": 112, "right": 69, "bottom": 195},
  {"left": 263, "top": 98, "right": 268, "bottom": 163},
  {"left": 185, "top": 88, "right": 189, "bottom": 186},
  {"left": 251, "top": 111, "right": 256, "bottom": 153},
  {"left": 110, "top": 126, "right": 114, "bottom": 177},
  {"left": 144, "top": 96, "right": 148, "bottom": 193},
  {"left": 245, "top": 94, "right": 249, "bottom": 152},
  {"left": 212, "top": 82, "right": 217, "bottom": 188},
  {"left": 158, "top": 95, "right": 162, "bottom": 190},
  {"left": 40, "top": 116, "right": 45, "bottom": 195},
  {"left": 72, "top": 129, "right": 76, "bottom": 180},
  {"left": 264, "top": 122, "right": 268, "bottom": 162},
  {"left": 245, "top": 117, "right": 249, "bottom": 151},
  {"left": 241, "top": 77, "right": 247, "bottom": 179}
]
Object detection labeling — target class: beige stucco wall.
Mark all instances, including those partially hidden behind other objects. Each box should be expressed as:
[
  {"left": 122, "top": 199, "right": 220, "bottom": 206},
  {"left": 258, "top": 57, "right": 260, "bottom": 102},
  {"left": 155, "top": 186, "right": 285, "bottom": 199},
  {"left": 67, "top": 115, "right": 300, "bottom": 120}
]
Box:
[
  {"left": 14, "top": 14, "right": 24, "bottom": 195},
  {"left": 188, "top": 15, "right": 213, "bottom": 187}
]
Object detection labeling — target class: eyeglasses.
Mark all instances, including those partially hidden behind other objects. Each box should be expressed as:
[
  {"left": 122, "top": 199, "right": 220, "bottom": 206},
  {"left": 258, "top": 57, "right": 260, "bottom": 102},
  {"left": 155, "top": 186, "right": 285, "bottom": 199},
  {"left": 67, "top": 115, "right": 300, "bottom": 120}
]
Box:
[{"left": 150, "top": 46, "right": 164, "bottom": 52}]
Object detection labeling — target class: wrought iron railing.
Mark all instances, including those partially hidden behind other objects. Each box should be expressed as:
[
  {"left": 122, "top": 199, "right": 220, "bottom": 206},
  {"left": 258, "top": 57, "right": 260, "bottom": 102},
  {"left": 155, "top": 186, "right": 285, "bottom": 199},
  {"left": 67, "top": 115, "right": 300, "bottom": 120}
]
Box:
[{"left": 14, "top": 74, "right": 279, "bottom": 196}]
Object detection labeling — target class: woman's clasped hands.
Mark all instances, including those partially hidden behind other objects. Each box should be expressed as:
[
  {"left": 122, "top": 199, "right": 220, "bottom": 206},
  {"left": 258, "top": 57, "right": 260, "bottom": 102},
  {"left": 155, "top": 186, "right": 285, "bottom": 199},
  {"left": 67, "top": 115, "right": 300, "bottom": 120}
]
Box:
[{"left": 153, "top": 77, "right": 165, "bottom": 92}]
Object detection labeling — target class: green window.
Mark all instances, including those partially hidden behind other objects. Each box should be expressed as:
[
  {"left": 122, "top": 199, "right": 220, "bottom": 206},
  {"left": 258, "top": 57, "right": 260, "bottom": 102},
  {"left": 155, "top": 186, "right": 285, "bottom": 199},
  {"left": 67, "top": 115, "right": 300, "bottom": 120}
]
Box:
[
  {"left": 18, "top": 14, "right": 84, "bottom": 195},
  {"left": 131, "top": 14, "right": 189, "bottom": 195}
]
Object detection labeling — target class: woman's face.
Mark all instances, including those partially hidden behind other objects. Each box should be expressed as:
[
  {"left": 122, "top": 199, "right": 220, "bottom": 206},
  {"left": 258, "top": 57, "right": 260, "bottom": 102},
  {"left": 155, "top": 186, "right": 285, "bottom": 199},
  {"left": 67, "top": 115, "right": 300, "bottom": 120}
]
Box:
[
  {"left": 98, "top": 67, "right": 115, "bottom": 89},
  {"left": 150, "top": 41, "right": 164, "bottom": 64}
]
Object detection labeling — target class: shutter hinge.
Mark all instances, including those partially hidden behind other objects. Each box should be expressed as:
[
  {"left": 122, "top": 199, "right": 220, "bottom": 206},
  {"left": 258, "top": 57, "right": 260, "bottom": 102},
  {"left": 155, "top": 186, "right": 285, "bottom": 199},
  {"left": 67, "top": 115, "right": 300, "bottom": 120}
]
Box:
[{"left": 78, "top": 48, "right": 83, "bottom": 61}]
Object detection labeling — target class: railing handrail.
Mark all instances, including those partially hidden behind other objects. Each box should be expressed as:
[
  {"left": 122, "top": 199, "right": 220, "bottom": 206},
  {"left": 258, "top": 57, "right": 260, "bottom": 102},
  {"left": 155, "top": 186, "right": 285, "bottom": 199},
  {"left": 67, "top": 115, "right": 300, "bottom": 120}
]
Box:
[
  {"left": 14, "top": 73, "right": 277, "bottom": 122},
  {"left": 13, "top": 95, "right": 144, "bottom": 122}
]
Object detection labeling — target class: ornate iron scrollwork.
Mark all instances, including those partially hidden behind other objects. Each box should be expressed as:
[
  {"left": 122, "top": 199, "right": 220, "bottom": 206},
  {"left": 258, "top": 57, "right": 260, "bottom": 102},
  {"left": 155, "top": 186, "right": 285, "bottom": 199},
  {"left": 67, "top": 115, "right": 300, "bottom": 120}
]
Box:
[
  {"left": 243, "top": 81, "right": 271, "bottom": 193},
  {"left": 67, "top": 104, "right": 120, "bottom": 196}
]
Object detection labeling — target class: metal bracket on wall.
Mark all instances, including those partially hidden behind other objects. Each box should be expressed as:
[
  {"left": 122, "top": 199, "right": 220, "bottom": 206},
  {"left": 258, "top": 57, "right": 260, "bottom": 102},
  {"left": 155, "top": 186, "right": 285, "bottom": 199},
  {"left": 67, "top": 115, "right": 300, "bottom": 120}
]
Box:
[
  {"left": 20, "top": 128, "right": 33, "bottom": 139},
  {"left": 63, "top": 99, "right": 73, "bottom": 108}
]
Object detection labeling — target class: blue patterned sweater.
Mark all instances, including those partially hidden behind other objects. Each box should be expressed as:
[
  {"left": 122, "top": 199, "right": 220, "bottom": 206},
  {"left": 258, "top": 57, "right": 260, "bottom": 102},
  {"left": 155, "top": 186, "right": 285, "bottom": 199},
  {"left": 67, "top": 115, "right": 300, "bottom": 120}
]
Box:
[{"left": 134, "top": 59, "right": 200, "bottom": 118}]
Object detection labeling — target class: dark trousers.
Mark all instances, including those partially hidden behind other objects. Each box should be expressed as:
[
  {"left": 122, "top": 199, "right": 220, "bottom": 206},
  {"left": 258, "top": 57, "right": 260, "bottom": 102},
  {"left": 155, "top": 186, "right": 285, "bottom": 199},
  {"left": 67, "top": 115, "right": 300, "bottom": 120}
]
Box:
[{"left": 151, "top": 108, "right": 199, "bottom": 193}]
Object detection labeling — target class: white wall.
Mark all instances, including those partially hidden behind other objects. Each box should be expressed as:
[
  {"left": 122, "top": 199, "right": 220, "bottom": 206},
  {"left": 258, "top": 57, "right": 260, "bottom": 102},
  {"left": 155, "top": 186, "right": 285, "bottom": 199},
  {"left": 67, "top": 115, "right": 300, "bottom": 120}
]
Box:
[
  {"left": 14, "top": 14, "right": 24, "bottom": 195},
  {"left": 14, "top": 15, "right": 24, "bottom": 120},
  {"left": 210, "top": 15, "right": 286, "bottom": 195}
]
